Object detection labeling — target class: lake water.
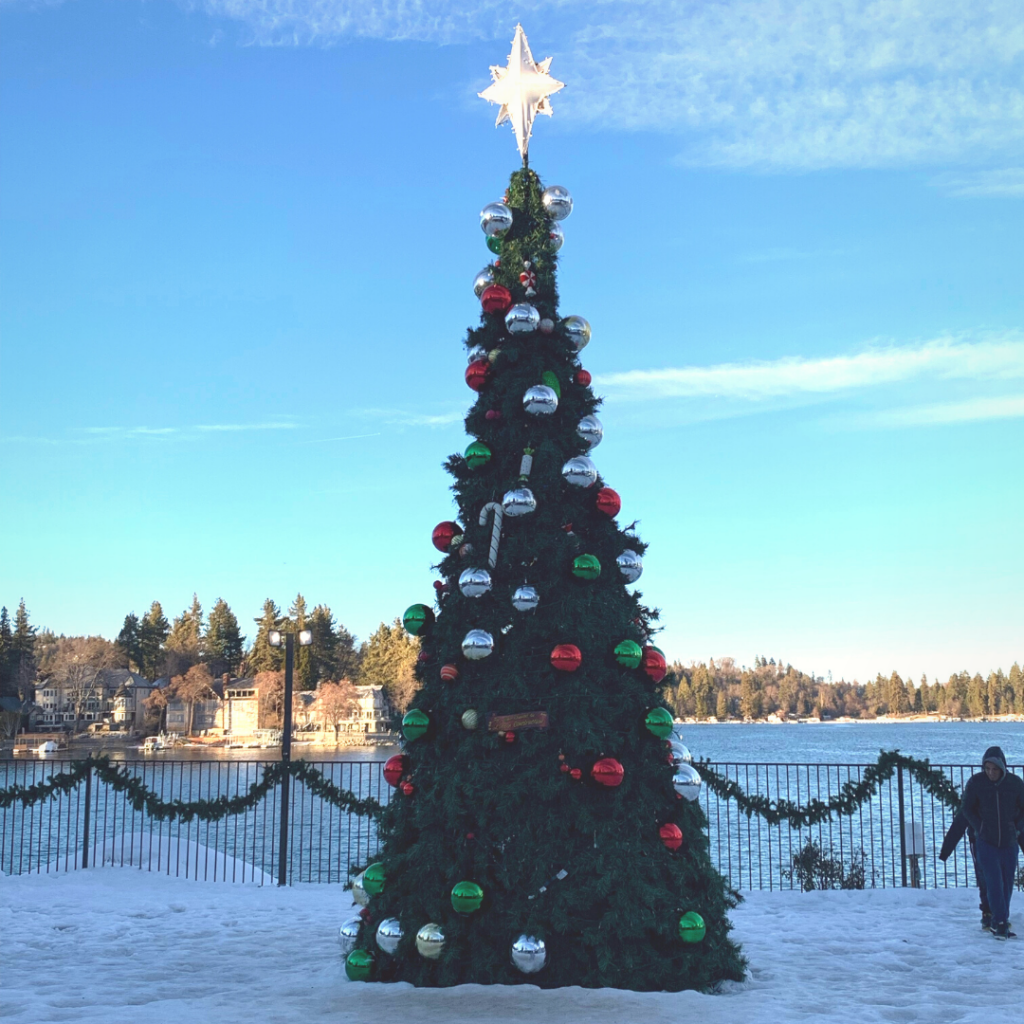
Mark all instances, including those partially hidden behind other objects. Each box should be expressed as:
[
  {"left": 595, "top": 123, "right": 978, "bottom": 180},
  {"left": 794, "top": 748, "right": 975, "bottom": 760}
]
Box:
[
  {"left": 4, "top": 722, "right": 1022, "bottom": 888},
  {"left": 12, "top": 719, "right": 1021, "bottom": 768}
]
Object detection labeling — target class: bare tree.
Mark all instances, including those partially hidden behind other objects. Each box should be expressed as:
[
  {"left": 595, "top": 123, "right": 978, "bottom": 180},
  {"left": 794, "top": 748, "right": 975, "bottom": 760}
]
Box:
[
  {"left": 62, "top": 659, "right": 100, "bottom": 733},
  {"left": 175, "top": 664, "right": 216, "bottom": 736},
  {"left": 316, "top": 680, "right": 359, "bottom": 741},
  {"left": 256, "top": 670, "right": 285, "bottom": 729}
]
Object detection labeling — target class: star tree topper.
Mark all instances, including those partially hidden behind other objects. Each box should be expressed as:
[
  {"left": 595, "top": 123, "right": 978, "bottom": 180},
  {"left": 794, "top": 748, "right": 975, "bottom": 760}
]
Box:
[{"left": 479, "top": 25, "right": 565, "bottom": 164}]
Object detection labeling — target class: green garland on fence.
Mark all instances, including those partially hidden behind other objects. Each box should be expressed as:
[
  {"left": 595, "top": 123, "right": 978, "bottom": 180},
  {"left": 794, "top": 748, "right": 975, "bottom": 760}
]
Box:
[
  {"left": 0, "top": 756, "right": 384, "bottom": 823},
  {"left": 696, "top": 749, "right": 964, "bottom": 829},
  {"left": 0, "top": 749, "right": 962, "bottom": 831}
]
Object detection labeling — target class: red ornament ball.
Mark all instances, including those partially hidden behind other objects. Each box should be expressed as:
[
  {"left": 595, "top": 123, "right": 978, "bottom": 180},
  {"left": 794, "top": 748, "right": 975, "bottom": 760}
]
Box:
[
  {"left": 417, "top": 651, "right": 431, "bottom": 663},
  {"left": 550, "top": 643, "right": 582, "bottom": 672},
  {"left": 504, "top": 731, "right": 516, "bottom": 744},
  {"left": 359, "top": 907, "right": 371, "bottom": 921},
  {"left": 570, "top": 768, "right": 583, "bottom": 781},
  {"left": 480, "top": 284, "right": 512, "bottom": 314},
  {"left": 432, "top": 521, "right": 459, "bottom": 552},
  {"left": 484, "top": 409, "right": 502, "bottom": 421},
  {"left": 641, "top": 646, "right": 668, "bottom": 683},
  {"left": 466, "top": 359, "right": 491, "bottom": 391},
  {"left": 465, "top": 832, "right": 475, "bottom": 840},
  {"left": 440, "top": 663, "right": 459, "bottom": 682},
  {"left": 383, "top": 754, "right": 408, "bottom": 787},
  {"left": 560, "top": 763, "right": 570, "bottom": 773},
  {"left": 591, "top": 757, "right": 625, "bottom": 788},
  {"left": 595, "top": 487, "right": 621, "bottom": 518},
  {"left": 575, "top": 368, "right": 592, "bottom": 387},
  {"left": 659, "top": 823, "right": 683, "bottom": 851},
  {"left": 401, "top": 781, "right": 416, "bottom": 796}
]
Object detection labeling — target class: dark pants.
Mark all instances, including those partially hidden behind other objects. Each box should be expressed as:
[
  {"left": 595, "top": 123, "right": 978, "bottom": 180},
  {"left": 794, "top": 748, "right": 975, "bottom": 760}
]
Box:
[
  {"left": 975, "top": 837, "right": 1019, "bottom": 925},
  {"left": 969, "top": 836, "right": 991, "bottom": 915}
]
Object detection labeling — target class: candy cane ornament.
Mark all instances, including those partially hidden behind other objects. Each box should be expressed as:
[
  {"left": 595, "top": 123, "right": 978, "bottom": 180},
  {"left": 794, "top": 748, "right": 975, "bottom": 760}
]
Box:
[{"left": 479, "top": 502, "right": 504, "bottom": 568}]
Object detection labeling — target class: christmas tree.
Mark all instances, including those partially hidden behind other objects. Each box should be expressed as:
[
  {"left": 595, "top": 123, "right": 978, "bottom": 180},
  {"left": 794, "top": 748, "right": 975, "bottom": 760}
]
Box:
[{"left": 341, "top": 26, "right": 746, "bottom": 992}]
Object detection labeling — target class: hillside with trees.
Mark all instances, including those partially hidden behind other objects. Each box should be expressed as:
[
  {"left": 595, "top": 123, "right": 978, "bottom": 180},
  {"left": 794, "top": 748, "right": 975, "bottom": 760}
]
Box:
[{"left": 4, "top": 596, "right": 1018, "bottom": 722}]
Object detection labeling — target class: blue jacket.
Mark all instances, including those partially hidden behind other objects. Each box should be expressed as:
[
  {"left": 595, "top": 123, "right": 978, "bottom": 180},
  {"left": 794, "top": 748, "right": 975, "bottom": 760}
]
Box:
[{"left": 960, "top": 746, "right": 1024, "bottom": 850}]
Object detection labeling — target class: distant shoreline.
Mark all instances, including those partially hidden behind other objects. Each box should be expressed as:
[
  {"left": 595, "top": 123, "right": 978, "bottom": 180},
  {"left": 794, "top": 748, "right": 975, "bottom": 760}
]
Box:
[{"left": 676, "top": 714, "right": 1024, "bottom": 725}]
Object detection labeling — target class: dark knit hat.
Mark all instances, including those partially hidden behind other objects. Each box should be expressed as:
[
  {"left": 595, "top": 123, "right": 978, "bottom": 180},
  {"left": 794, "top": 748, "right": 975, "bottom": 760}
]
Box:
[{"left": 982, "top": 746, "right": 1007, "bottom": 775}]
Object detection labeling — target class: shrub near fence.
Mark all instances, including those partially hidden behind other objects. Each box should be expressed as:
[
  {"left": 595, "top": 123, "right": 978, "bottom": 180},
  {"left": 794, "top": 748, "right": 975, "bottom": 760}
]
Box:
[{"left": 2, "top": 755, "right": 1018, "bottom": 889}]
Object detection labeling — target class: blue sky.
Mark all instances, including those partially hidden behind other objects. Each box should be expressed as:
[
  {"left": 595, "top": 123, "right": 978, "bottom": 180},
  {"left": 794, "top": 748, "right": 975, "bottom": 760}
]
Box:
[{"left": 1, "top": 0, "right": 1021, "bottom": 684}]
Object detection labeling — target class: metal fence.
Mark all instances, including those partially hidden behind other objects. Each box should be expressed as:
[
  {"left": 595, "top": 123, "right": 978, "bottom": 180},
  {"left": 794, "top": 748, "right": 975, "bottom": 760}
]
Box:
[
  {"left": 2, "top": 758, "right": 1015, "bottom": 889},
  {"left": 0, "top": 758, "right": 391, "bottom": 883}
]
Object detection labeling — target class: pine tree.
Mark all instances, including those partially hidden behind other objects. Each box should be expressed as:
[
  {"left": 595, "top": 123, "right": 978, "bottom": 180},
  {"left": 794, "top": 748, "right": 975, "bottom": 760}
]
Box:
[
  {"left": 739, "top": 670, "right": 763, "bottom": 720},
  {"left": 139, "top": 601, "right": 170, "bottom": 679},
  {"left": 206, "top": 598, "right": 245, "bottom": 676},
  {"left": 354, "top": 164, "right": 743, "bottom": 990},
  {"left": 887, "top": 671, "right": 909, "bottom": 716},
  {"left": 247, "top": 599, "right": 284, "bottom": 675},
  {"left": 967, "top": 673, "right": 987, "bottom": 718},
  {"left": 10, "top": 599, "right": 37, "bottom": 698},
  {"left": 116, "top": 613, "right": 144, "bottom": 672},
  {"left": 164, "top": 595, "right": 203, "bottom": 676},
  {"left": 1009, "top": 663, "right": 1023, "bottom": 715},
  {"left": 288, "top": 594, "right": 315, "bottom": 691},
  {"left": 0, "top": 607, "right": 12, "bottom": 696},
  {"left": 358, "top": 619, "right": 420, "bottom": 714}
]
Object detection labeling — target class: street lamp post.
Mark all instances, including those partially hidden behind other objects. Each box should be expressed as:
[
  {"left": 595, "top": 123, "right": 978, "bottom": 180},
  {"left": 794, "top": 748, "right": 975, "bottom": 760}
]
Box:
[{"left": 268, "top": 627, "right": 312, "bottom": 886}]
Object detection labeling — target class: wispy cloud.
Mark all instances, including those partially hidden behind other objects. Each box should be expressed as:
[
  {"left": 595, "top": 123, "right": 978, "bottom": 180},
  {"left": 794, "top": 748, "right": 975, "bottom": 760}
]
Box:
[
  {"left": 194, "top": 422, "right": 299, "bottom": 432},
  {"left": 353, "top": 407, "right": 465, "bottom": 428},
  {"left": 298, "top": 432, "right": 382, "bottom": 444},
  {"left": 869, "top": 394, "right": 1024, "bottom": 427},
  {"left": 2, "top": 421, "right": 301, "bottom": 445},
  {"left": 931, "top": 168, "right": 1024, "bottom": 198},
  {"left": 597, "top": 334, "right": 1024, "bottom": 402},
  {"left": 189, "top": 1, "right": 1024, "bottom": 171}
]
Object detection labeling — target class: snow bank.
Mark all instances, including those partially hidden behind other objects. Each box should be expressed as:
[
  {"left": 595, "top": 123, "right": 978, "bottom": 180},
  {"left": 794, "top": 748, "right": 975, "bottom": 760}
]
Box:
[
  {"left": 1, "top": 869, "right": 1021, "bottom": 1024},
  {"left": 30, "top": 832, "right": 273, "bottom": 884}
]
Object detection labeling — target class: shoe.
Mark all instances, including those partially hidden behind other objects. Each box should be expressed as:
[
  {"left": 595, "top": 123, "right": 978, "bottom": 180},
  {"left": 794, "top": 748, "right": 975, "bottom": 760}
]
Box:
[
  {"left": 981, "top": 913, "right": 992, "bottom": 931},
  {"left": 992, "top": 922, "right": 1016, "bottom": 940}
]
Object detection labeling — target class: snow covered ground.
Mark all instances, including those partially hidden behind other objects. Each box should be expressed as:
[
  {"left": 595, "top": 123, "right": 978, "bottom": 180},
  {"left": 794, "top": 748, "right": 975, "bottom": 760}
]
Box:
[{"left": 2, "top": 863, "right": 1021, "bottom": 1024}]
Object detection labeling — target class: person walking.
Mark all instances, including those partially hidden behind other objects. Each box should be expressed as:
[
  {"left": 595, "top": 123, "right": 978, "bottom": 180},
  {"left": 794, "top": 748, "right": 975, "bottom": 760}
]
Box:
[{"left": 960, "top": 746, "right": 1024, "bottom": 940}]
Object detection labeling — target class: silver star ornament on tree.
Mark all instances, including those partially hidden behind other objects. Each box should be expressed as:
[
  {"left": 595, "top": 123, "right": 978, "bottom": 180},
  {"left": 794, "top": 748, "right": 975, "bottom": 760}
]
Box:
[{"left": 479, "top": 25, "right": 565, "bottom": 164}]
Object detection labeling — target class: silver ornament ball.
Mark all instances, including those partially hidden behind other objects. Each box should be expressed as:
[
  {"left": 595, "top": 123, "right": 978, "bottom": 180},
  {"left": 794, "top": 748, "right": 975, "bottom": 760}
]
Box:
[
  {"left": 576, "top": 414, "right": 603, "bottom": 448},
  {"left": 563, "top": 315, "right": 591, "bottom": 352},
  {"left": 673, "top": 763, "right": 702, "bottom": 802},
  {"left": 562, "top": 456, "right": 598, "bottom": 488},
  {"left": 351, "top": 872, "right": 369, "bottom": 907},
  {"left": 416, "top": 923, "right": 445, "bottom": 960},
  {"left": 539, "top": 318, "right": 554, "bottom": 334},
  {"left": 376, "top": 917, "right": 403, "bottom": 956},
  {"left": 548, "top": 223, "right": 564, "bottom": 252},
  {"left": 461, "top": 708, "right": 480, "bottom": 730},
  {"left": 523, "top": 384, "right": 559, "bottom": 416},
  {"left": 669, "top": 738, "right": 693, "bottom": 765},
  {"left": 505, "top": 303, "right": 540, "bottom": 334},
  {"left": 511, "top": 585, "right": 540, "bottom": 612},
  {"left": 459, "top": 567, "right": 493, "bottom": 599},
  {"left": 473, "top": 266, "right": 494, "bottom": 297},
  {"left": 480, "top": 202, "right": 513, "bottom": 238},
  {"left": 541, "top": 185, "right": 573, "bottom": 221},
  {"left": 338, "top": 916, "right": 362, "bottom": 955},
  {"left": 503, "top": 487, "right": 537, "bottom": 517},
  {"left": 462, "top": 629, "right": 494, "bottom": 660},
  {"left": 616, "top": 548, "right": 643, "bottom": 583},
  {"left": 511, "top": 934, "right": 547, "bottom": 974}
]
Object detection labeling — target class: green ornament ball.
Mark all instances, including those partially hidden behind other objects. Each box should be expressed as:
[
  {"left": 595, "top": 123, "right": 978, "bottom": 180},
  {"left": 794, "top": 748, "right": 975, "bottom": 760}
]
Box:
[
  {"left": 402, "top": 708, "right": 430, "bottom": 742},
  {"left": 451, "top": 880, "right": 485, "bottom": 914},
  {"left": 572, "top": 553, "right": 602, "bottom": 580},
  {"left": 678, "top": 911, "right": 706, "bottom": 943},
  {"left": 363, "top": 861, "right": 386, "bottom": 895},
  {"left": 614, "top": 639, "right": 643, "bottom": 669},
  {"left": 541, "top": 370, "right": 561, "bottom": 398},
  {"left": 644, "top": 707, "right": 674, "bottom": 738},
  {"left": 487, "top": 235, "right": 502, "bottom": 255},
  {"left": 464, "top": 440, "right": 492, "bottom": 469},
  {"left": 402, "top": 603, "right": 434, "bottom": 636},
  {"left": 345, "top": 948, "right": 375, "bottom": 981}
]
